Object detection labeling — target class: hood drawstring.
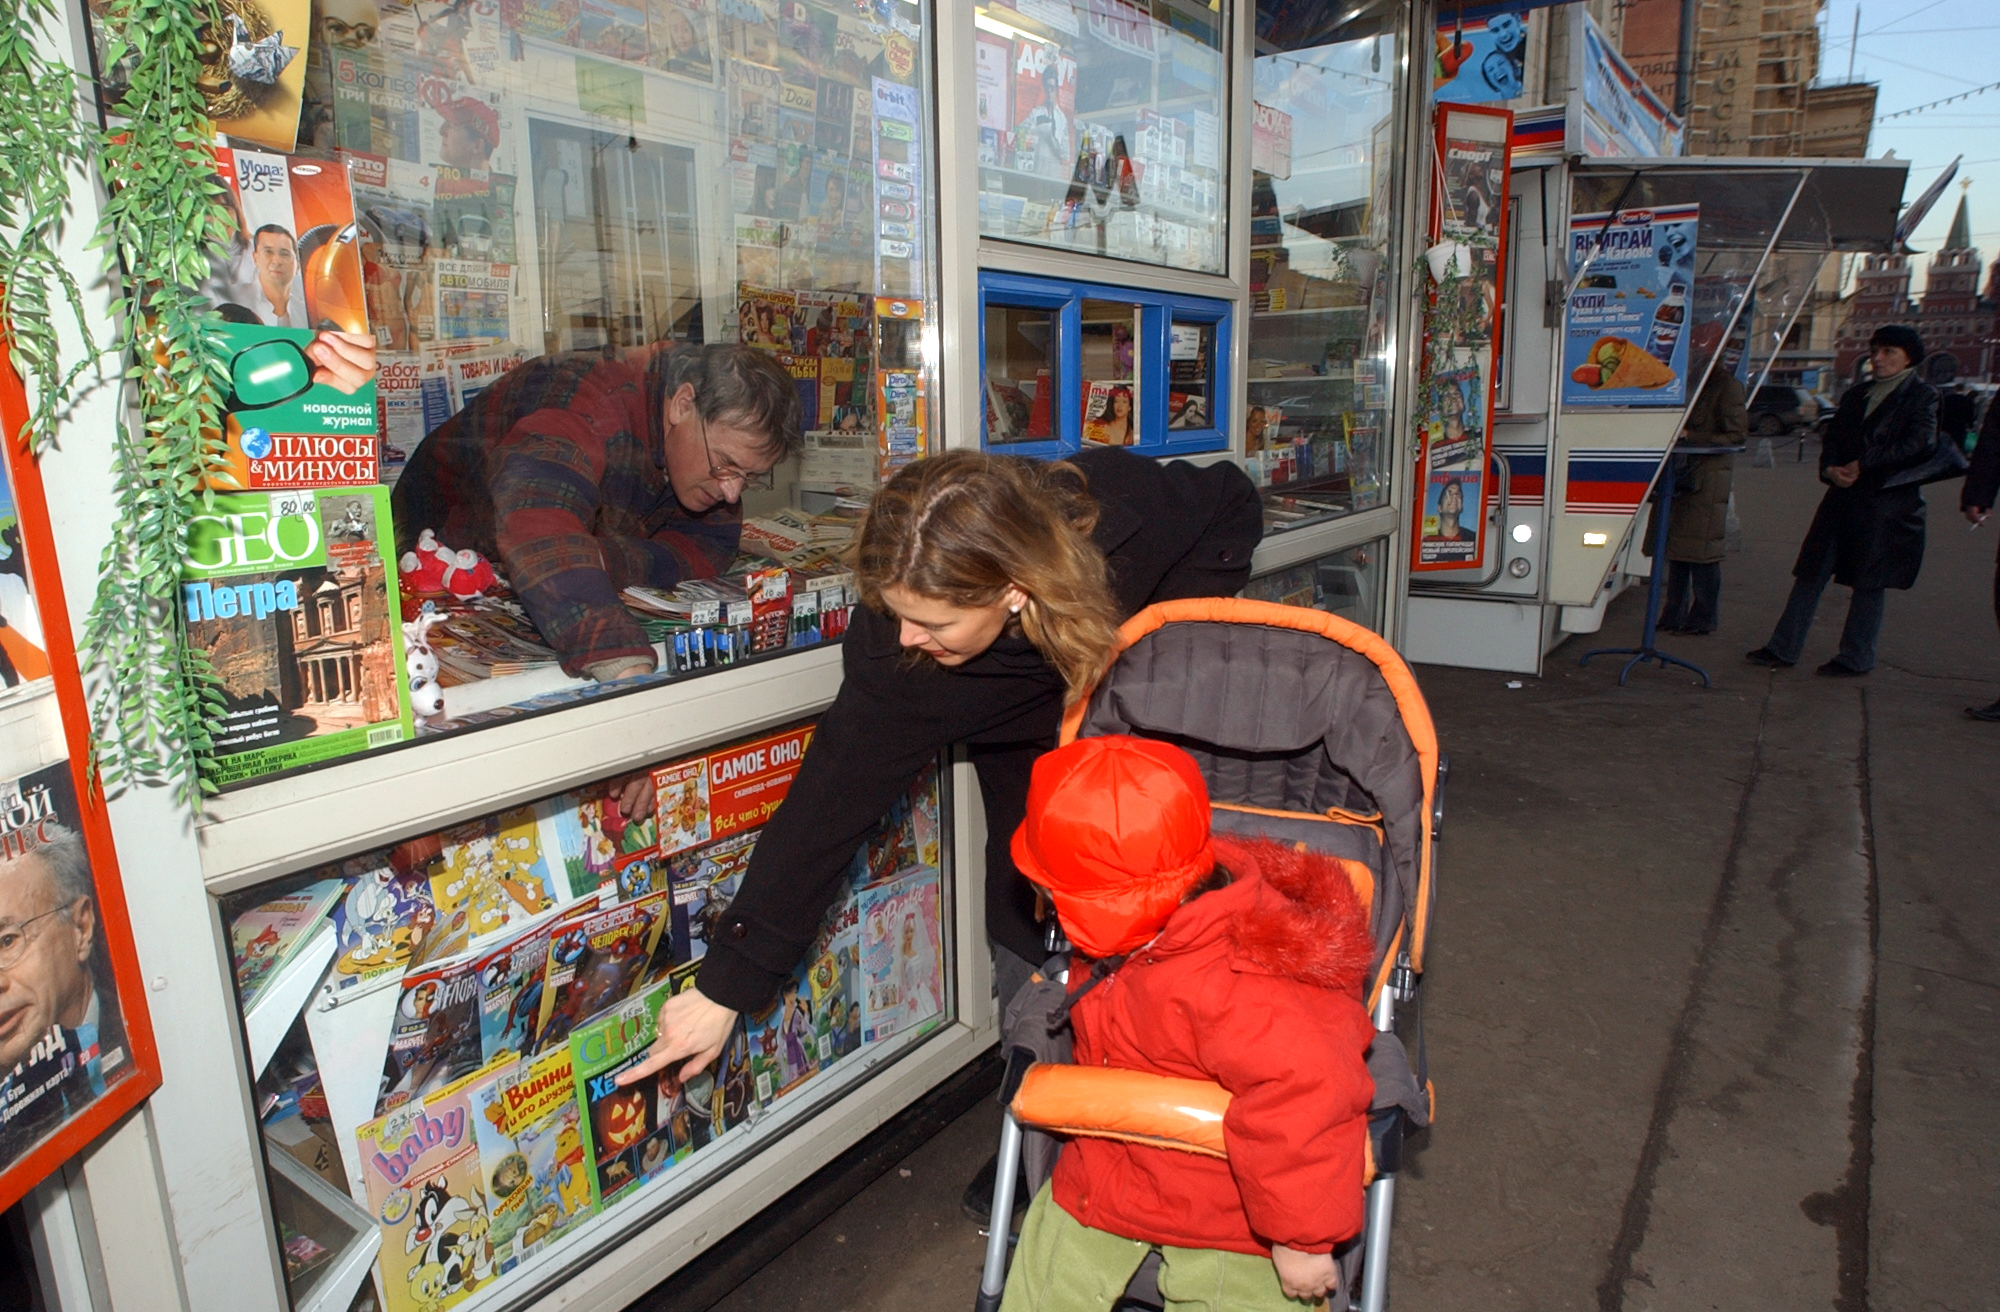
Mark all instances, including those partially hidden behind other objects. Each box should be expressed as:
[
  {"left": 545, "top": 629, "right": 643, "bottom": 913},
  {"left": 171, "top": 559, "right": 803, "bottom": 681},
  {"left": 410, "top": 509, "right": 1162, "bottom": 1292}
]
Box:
[{"left": 1046, "top": 954, "right": 1129, "bottom": 1033}]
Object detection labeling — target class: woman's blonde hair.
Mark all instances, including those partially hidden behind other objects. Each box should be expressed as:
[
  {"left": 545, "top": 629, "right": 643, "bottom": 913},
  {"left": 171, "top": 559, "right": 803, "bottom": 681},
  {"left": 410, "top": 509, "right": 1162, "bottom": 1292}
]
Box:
[{"left": 853, "top": 452, "right": 1123, "bottom": 704}]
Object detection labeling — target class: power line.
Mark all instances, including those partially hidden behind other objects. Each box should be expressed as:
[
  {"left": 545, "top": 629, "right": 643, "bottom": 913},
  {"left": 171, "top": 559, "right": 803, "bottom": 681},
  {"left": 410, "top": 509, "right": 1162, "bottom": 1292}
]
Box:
[{"left": 1876, "top": 80, "right": 2000, "bottom": 123}]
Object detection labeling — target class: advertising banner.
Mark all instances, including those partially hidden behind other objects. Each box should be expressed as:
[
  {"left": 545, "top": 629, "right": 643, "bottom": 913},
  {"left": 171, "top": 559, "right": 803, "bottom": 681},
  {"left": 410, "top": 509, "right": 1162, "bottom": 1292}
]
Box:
[
  {"left": 1432, "top": 10, "right": 1530, "bottom": 103},
  {"left": 1563, "top": 203, "right": 1699, "bottom": 409}
]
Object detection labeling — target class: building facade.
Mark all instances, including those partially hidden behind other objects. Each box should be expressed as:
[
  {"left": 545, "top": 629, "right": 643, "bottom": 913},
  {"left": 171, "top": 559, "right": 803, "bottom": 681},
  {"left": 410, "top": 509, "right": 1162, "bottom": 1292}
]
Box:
[{"left": 1834, "top": 198, "right": 1999, "bottom": 386}]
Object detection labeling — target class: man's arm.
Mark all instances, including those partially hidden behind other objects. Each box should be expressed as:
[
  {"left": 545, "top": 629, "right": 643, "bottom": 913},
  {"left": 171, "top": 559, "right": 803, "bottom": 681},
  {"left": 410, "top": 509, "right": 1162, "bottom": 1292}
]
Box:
[{"left": 488, "top": 412, "right": 658, "bottom": 677}]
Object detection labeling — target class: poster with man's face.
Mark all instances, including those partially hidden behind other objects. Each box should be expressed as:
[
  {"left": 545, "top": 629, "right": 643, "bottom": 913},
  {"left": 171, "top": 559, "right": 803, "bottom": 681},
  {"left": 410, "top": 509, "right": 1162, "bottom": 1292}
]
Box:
[{"left": 0, "top": 764, "right": 137, "bottom": 1166}]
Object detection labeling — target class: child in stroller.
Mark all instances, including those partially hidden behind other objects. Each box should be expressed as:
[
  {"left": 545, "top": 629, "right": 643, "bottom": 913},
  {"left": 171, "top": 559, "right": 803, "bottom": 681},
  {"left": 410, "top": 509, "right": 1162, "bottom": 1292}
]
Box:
[{"left": 999, "top": 734, "right": 1377, "bottom": 1311}]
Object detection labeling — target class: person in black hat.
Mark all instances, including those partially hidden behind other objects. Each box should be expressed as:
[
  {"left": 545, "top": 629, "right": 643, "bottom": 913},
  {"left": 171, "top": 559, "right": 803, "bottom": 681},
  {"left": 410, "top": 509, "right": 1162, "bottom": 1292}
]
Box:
[
  {"left": 1961, "top": 390, "right": 2000, "bottom": 719},
  {"left": 1747, "top": 324, "right": 1939, "bottom": 675}
]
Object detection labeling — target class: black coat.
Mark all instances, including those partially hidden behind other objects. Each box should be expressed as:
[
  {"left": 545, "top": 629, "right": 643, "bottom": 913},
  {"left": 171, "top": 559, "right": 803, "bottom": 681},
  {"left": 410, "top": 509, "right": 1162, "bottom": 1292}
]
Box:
[
  {"left": 1793, "top": 375, "right": 1939, "bottom": 591},
  {"left": 696, "top": 448, "right": 1263, "bottom": 1012},
  {"left": 1964, "top": 395, "right": 2000, "bottom": 562}
]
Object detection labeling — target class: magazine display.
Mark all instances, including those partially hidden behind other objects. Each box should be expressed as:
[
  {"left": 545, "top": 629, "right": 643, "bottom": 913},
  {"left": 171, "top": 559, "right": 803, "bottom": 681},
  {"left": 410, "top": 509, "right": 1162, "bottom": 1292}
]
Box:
[
  {"left": 356, "top": 1081, "right": 496, "bottom": 1312},
  {"left": 223, "top": 737, "right": 947, "bottom": 1306},
  {"left": 199, "top": 148, "right": 380, "bottom": 491},
  {"left": 182, "top": 486, "right": 416, "bottom": 785}
]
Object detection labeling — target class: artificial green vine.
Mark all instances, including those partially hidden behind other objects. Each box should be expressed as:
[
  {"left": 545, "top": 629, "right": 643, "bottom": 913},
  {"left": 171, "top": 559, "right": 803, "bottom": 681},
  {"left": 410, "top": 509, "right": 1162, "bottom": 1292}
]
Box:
[
  {"left": 82, "top": 0, "right": 235, "bottom": 805},
  {"left": 0, "top": 0, "right": 100, "bottom": 452}
]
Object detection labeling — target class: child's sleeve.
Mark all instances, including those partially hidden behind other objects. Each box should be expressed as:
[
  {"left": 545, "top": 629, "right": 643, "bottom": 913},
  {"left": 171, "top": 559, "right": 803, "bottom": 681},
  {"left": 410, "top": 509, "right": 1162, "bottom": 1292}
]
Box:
[{"left": 1193, "top": 982, "right": 1377, "bottom": 1253}]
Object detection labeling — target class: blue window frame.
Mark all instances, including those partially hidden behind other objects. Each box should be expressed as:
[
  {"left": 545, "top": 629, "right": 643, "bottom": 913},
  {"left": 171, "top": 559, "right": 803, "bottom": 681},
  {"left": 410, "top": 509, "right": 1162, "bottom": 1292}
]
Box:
[{"left": 978, "top": 271, "right": 1231, "bottom": 459}]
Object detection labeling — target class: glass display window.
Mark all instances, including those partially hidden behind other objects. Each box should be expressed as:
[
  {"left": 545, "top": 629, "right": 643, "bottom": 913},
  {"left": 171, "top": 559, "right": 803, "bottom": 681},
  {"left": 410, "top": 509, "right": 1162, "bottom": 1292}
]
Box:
[
  {"left": 87, "top": 0, "right": 946, "bottom": 787},
  {"left": 1241, "top": 537, "right": 1386, "bottom": 633},
  {"left": 221, "top": 731, "right": 953, "bottom": 1312},
  {"left": 979, "top": 271, "right": 1229, "bottom": 458},
  {"left": 1247, "top": 1, "right": 1408, "bottom": 532},
  {"left": 972, "top": 1, "right": 1229, "bottom": 273}
]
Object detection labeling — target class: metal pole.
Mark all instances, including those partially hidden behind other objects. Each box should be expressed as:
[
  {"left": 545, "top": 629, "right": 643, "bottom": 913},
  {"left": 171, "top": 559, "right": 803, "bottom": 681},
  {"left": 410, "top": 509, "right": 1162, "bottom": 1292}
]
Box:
[
  {"left": 1675, "top": 0, "right": 1698, "bottom": 117},
  {"left": 1847, "top": 5, "right": 1859, "bottom": 83},
  {"left": 1357, "top": 986, "right": 1398, "bottom": 1312},
  {"left": 974, "top": 1111, "right": 1026, "bottom": 1312}
]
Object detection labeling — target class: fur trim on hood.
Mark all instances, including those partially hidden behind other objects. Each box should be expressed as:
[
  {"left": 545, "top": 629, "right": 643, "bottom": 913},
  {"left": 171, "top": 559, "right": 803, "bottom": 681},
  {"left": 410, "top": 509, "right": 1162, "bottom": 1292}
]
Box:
[{"left": 1213, "top": 835, "right": 1375, "bottom": 995}]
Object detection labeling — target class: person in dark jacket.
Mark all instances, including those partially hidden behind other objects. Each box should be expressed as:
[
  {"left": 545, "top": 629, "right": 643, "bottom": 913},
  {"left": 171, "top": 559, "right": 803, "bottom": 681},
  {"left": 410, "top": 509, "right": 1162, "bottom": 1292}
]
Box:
[
  {"left": 1747, "top": 325, "right": 1940, "bottom": 676},
  {"left": 1961, "top": 393, "right": 2000, "bottom": 719},
  {"left": 1655, "top": 367, "right": 1748, "bottom": 634},
  {"left": 615, "top": 448, "right": 1260, "bottom": 1085}
]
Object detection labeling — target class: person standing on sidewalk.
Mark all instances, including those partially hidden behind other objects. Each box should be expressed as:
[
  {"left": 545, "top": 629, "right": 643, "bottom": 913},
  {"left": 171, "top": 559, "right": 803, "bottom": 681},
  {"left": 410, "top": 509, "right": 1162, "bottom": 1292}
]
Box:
[
  {"left": 1746, "top": 325, "right": 1939, "bottom": 677},
  {"left": 1656, "top": 366, "right": 1749, "bottom": 634},
  {"left": 1961, "top": 392, "right": 2000, "bottom": 720}
]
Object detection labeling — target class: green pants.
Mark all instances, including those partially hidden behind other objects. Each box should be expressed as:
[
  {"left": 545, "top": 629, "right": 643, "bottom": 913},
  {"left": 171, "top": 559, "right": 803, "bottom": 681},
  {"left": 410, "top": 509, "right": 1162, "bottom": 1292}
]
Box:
[{"left": 999, "top": 1182, "right": 1319, "bottom": 1312}]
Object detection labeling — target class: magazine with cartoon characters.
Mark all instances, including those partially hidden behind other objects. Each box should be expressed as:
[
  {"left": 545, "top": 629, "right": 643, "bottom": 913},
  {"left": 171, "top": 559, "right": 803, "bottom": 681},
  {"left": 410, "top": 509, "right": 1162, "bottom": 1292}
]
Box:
[
  {"left": 328, "top": 853, "right": 438, "bottom": 991},
  {"left": 464, "top": 1044, "right": 591, "bottom": 1274},
  {"left": 570, "top": 978, "right": 679, "bottom": 1209},
  {"left": 473, "top": 902, "right": 592, "bottom": 1065},
  {"left": 804, "top": 895, "right": 862, "bottom": 1070},
  {"left": 858, "top": 871, "right": 944, "bottom": 1044},
  {"left": 533, "top": 892, "right": 673, "bottom": 1056},
  {"left": 378, "top": 955, "right": 486, "bottom": 1115},
  {"left": 356, "top": 1081, "right": 496, "bottom": 1312},
  {"left": 428, "top": 805, "right": 560, "bottom": 947},
  {"left": 229, "top": 877, "right": 346, "bottom": 1008}
]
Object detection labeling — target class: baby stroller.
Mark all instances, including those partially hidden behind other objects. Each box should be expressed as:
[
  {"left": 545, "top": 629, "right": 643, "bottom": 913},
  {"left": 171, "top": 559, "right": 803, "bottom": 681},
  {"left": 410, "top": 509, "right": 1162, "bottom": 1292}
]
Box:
[{"left": 974, "top": 597, "right": 1442, "bottom": 1312}]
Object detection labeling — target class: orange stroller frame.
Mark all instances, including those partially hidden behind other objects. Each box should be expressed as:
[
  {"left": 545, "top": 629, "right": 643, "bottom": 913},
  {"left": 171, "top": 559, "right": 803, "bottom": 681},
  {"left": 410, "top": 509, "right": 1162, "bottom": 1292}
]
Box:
[{"left": 973, "top": 598, "right": 1443, "bottom": 1312}]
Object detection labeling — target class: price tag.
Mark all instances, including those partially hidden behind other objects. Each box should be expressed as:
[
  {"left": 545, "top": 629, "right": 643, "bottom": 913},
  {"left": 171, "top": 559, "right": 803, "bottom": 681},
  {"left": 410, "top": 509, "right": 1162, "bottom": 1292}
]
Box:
[
  {"left": 690, "top": 601, "right": 721, "bottom": 626},
  {"left": 268, "top": 490, "right": 319, "bottom": 520},
  {"left": 726, "top": 600, "right": 753, "bottom": 626}
]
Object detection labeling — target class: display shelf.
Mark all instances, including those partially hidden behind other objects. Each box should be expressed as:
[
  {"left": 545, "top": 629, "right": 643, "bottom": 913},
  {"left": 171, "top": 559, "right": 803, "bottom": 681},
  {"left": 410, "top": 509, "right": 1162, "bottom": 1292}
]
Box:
[
  {"left": 243, "top": 922, "right": 337, "bottom": 1082},
  {"left": 978, "top": 171, "right": 1222, "bottom": 229},
  {"left": 449, "top": 1019, "right": 993, "bottom": 1312},
  {"left": 266, "top": 1143, "right": 379, "bottom": 1312},
  {"left": 1248, "top": 305, "right": 1370, "bottom": 319},
  {"left": 197, "top": 646, "right": 843, "bottom": 895},
  {"left": 1250, "top": 505, "right": 1401, "bottom": 570},
  {"left": 1247, "top": 372, "right": 1357, "bottom": 385}
]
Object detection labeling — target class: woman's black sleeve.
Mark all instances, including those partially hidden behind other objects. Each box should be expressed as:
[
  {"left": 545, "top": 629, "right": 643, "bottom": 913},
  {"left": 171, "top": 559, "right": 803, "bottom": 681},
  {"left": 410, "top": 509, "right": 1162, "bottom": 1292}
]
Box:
[
  {"left": 694, "top": 617, "right": 1059, "bottom": 1013},
  {"left": 1861, "top": 387, "right": 1940, "bottom": 476}
]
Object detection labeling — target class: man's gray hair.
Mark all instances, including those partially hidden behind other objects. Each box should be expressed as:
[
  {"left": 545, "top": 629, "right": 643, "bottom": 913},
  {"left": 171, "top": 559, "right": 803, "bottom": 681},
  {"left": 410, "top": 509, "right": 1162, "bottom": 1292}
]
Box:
[{"left": 5, "top": 825, "right": 93, "bottom": 913}]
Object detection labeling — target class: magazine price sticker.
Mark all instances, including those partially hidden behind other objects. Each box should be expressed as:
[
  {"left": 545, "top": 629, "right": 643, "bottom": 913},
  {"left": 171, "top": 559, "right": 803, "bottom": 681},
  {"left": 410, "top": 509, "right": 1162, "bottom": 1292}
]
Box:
[{"left": 1563, "top": 204, "right": 1700, "bottom": 409}]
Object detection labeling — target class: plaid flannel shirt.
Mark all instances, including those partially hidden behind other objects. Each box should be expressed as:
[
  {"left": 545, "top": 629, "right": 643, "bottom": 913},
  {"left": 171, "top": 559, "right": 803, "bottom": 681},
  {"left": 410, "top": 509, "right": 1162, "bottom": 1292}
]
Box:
[{"left": 393, "top": 342, "right": 740, "bottom": 675}]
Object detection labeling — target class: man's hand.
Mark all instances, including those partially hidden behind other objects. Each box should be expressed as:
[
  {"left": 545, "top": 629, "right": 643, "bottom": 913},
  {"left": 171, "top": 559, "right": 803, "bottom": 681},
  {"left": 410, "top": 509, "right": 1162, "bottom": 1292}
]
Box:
[
  {"left": 614, "top": 985, "right": 739, "bottom": 1089},
  {"left": 611, "top": 772, "right": 655, "bottom": 822},
  {"left": 1966, "top": 505, "right": 1989, "bottom": 526},
  {"left": 1270, "top": 1245, "right": 1339, "bottom": 1303},
  {"left": 307, "top": 330, "right": 378, "bottom": 393},
  {"left": 585, "top": 655, "right": 656, "bottom": 683},
  {"left": 1827, "top": 460, "right": 1861, "bottom": 488}
]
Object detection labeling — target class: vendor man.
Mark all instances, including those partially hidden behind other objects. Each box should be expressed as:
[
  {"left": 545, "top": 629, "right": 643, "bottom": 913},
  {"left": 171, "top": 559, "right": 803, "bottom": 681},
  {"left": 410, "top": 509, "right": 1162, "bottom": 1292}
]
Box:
[{"left": 393, "top": 342, "right": 803, "bottom": 681}]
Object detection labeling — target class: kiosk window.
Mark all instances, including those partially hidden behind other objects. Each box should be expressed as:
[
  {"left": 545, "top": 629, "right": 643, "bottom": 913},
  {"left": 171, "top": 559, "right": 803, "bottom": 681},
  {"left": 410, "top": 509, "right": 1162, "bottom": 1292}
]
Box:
[
  {"left": 985, "top": 305, "right": 1061, "bottom": 444},
  {"left": 1247, "top": 0, "right": 1407, "bottom": 531},
  {"left": 97, "top": 0, "right": 947, "bottom": 773},
  {"left": 971, "top": 1, "right": 1229, "bottom": 273}
]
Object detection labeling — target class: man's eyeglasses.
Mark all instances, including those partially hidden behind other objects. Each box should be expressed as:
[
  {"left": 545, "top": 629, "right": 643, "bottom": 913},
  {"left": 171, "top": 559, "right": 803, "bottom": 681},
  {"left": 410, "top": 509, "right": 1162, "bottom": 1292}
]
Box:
[
  {"left": 0, "top": 904, "right": 73, "bottom": 972},
  {"left": 699, "top": 414, "right": 777, "bottom": 491}
]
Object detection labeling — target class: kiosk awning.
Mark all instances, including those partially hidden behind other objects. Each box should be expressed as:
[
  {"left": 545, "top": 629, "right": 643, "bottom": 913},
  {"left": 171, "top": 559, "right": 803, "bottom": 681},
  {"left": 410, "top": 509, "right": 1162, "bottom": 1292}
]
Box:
[{"left": 1570, "top": 158, "right": 1910, "bottom": 254}]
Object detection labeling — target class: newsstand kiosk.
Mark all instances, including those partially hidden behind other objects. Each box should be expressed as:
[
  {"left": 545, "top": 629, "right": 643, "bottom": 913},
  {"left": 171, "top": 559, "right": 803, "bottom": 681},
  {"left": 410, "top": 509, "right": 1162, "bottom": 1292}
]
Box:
[{"left": 1403, "top": 117, "right": 1910, "bottom": 674}]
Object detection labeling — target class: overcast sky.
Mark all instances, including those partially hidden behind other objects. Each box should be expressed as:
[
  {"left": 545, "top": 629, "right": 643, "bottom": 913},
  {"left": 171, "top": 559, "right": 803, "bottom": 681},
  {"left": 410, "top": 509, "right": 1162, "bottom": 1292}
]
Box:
[{"left": 1820, "top": 0, "right": 2000, "bottom": 289}]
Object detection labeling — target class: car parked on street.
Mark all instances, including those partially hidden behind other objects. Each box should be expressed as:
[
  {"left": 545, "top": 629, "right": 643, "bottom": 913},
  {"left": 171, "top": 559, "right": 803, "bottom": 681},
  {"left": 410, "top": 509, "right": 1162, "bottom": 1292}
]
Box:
[{"left": 1748, "top": 383, "right": 1820, "bottom": 436}]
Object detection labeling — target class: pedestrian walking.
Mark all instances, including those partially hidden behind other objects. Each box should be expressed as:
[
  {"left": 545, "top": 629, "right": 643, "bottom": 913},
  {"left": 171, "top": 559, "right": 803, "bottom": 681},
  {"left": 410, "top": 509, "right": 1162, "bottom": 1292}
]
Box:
[
  {"left": 1962, "top": 392, "right": 2000, "bottom": 720},
  {"left": 1746, "top": 325, "right": 1940, "bottom": 676},
  {"left": 1655, "top": 366, "right": 1748, "bottom": 634}
]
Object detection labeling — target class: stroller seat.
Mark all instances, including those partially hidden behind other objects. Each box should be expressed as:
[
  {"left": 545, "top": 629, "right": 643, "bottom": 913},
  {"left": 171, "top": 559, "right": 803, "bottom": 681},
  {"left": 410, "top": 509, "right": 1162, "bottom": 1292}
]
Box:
[{"left": 976, "top": 599, "right": 1442, "bottom": 1312}]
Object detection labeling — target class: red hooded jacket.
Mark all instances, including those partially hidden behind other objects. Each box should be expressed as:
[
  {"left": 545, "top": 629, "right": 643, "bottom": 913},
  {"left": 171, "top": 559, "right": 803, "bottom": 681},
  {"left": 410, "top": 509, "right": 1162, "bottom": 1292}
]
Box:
[{"left": 1049, "top": 835, "right": 1377, "bottom": 1256}]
